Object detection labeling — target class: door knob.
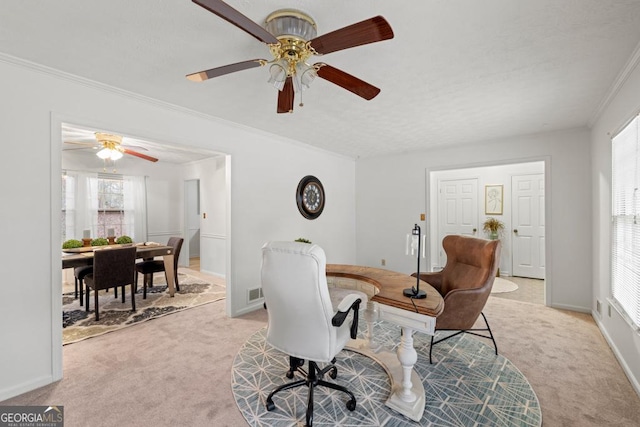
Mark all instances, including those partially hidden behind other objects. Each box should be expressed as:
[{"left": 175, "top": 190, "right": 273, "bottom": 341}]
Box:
[
  {"left": 473, "top": 228, "right": 477, "bottom": 233},
  {"left": 513, "top": 229, "right": 518, "bottom": 233}
]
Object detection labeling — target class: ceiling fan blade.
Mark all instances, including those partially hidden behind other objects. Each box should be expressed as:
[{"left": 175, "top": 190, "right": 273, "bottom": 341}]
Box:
[
  {"left": 309, "top": 16, "right": 394, "bottom": 55},
  {"left": 64, "top": 140, "right": 95, "bottom": 147},
  {"left": 192, "top": 0, "right": 279, "bottom": 44},
  {"left": 121, "top": 144, "right": 148, "bottom": 151},
  {"left": 277, "top": 77, "right": 294, "bottom": 114},
  {"left": 315, "top": 64, "right": 381, "bottom": 100},
  {"left": 187, "top": 59, "right": 266, "bottom": 82},
  {"left": 123, "top": 149, "right": 158, "bottom": 163}
]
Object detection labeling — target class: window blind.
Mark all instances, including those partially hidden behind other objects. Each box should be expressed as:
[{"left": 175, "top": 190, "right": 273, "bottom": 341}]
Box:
[{"left": 612, "top": 114, "right": 640, "bottom": 329}]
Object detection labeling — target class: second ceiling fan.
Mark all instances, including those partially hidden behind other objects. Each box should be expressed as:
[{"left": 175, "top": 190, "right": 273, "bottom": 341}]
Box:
[{"left": 186, "top": 0, "right": 394, "bottom": 113}]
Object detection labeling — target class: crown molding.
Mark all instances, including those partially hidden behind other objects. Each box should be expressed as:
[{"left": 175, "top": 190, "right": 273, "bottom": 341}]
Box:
[
  {"left": 588, "top": 39, "right": 640, "bottom": 127},
  {"left": 0, "top": 52, "right": 222, "bottom": 122},
  {"left": 0, "top": 52, "right": 354, "bottom": 160}
]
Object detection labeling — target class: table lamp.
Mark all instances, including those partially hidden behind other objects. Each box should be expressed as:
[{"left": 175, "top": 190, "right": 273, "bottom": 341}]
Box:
[{"left": 404, "top": 224, "right": 427, "bottom": 299}]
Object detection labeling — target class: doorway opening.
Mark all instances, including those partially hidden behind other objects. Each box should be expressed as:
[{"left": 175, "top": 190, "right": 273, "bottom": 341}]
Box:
[{"left": 428, "top": 160, "right": 547, "bottom": 306}]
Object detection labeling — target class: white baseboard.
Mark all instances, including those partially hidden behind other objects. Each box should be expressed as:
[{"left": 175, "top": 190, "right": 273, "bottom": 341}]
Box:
[
  {"left": 199, "top": 269, "right": 225, "bottom": 279},
  {"left": 592, "top": 311, "right": 640, "bottom": 400},
  {"left": 232, "top": 301, "right": 265, "bottom": 317},
  {"left": 549, "top": 303, "right": 591, "bottom": 313},
  {"left": 0, "top": 374, "right": 55, "bottom": 402}
]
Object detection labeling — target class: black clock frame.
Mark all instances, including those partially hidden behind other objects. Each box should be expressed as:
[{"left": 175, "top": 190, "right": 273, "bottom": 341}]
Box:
[{"left": 296, "top": 175, "right": 325, "bottom": 220}]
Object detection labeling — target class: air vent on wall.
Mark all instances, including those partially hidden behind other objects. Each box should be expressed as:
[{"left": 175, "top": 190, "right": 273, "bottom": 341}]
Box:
[{"left": 248, "top": 287, "right": 264, "bottom": 303}]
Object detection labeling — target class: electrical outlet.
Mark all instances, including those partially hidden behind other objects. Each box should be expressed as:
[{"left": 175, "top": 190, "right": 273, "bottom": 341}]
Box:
[
  {"left": 381, "top": 259, "right": 386, "bottom": 266},
  {"left": 420, "top": 213, "right": 426, "bottom": 221},
  {"left": 596, "top": 300, "right": 601, "bottom": 314},
  {"left": 608, "top": 304, "right": 612, "bottom": 317}
]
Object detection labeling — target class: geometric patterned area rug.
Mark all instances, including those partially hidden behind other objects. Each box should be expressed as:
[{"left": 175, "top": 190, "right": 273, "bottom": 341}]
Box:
[
  {"left": 62, "top": 273, "right": 225, "bottom": 345},
  {"left": 232, "top": 320, "right": 541, "bottom": 426}
]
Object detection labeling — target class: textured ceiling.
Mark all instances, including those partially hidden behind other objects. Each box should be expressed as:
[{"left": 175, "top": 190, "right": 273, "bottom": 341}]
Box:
[{"left": 2, "top": 0, "right": 640, "bottom": 159}]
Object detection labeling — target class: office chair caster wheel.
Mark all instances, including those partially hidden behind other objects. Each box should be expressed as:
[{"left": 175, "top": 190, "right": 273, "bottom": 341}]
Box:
[
  {"left": 329, "top": 367, "right": 338, "bottom": 379},
  {"left": 346, "top": 399, "right": 356, "bottom": 411},
  {"left": 265, "top": 399, "right": 276, "bottom": 412}
]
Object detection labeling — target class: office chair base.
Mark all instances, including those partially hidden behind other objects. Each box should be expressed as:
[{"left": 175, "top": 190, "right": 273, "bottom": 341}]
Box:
[
  {"left": 429, "top": 312, "right": 498, "bottom": 364},
  {"left": 266, "top": 359, "right": 356, "bottom": 427}
]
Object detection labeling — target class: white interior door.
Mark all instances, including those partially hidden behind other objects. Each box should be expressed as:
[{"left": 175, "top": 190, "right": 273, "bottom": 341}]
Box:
[
  {"left": 437, "top": 178, "right": 478, "bottom": 267},
  {"left": 511, "top": 174, "right": 545, "bottom": 279}
]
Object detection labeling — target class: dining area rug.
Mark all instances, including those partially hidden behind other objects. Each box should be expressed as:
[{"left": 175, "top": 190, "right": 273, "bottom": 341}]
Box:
[
  {"left": 62, "top": 273, "right": 225, "bottom": 345},
  {"left": 232, "top": 320, "right": 541, "bottom": 426}
]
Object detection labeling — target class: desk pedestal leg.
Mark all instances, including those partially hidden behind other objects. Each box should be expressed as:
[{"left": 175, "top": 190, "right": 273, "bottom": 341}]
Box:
[
  {"left": 385, "top": 326, "right": 425, "bottom": 422},
  {"left": 163, "top": 254, "right": 175, "bottom": 297}
]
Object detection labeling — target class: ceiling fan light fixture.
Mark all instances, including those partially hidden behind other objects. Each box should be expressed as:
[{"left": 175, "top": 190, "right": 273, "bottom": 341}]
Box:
[
  {"left": 297, "top": 63, "right": 317, "bottom": 90},
  {"left": 268, "top": 60, "right": 288, "bottom": 90},
  {"left": 265, "top": 9, "right": 317, "bottom": 40},
  {"left": 95, "top": 132, "right": 124, "bottom": 161},
  {"left": 96, "top": 147, "right": 123, "bottom": 161}
]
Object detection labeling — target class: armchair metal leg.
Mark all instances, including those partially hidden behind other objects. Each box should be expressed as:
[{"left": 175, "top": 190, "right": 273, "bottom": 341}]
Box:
[
  {"left": 480, "top": 312, "right": 498, "bottom": 355},
  {"left": 429, "top": 312, "right": 498, "bottom": 364}
]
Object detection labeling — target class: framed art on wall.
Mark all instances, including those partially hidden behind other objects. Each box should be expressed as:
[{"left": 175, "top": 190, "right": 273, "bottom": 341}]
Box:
[{"left": 485, "top": 185, "right": 503, "bottom": 215}]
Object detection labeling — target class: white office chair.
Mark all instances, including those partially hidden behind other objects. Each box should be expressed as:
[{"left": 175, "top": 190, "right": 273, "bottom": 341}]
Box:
[{"left": 261, "top": 241, "right": 363, "bottom": 427}]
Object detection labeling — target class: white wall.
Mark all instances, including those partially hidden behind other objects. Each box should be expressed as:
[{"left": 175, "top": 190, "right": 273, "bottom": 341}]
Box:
[
  {"left": 0, "top": 57, "right": 356, "bottom": 401},
  {"left": 429, "top": 161, "right": 544, "bottom": 275},
  {"left": 590, "top": 56, "right": 640, "bottom": 395},
  {"left": 356, "top": 128, "right": 591, "bottom": 312}
]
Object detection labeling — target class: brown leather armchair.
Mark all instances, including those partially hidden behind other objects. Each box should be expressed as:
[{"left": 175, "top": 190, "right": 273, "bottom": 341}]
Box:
[{"left": 413, "top": 234, "right": 501, "bottom": 363}]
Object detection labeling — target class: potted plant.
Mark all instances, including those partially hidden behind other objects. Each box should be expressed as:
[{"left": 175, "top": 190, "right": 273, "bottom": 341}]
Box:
[
  {"left": 91, "top": 237, "right": 109, "bottom": 246},
  {"left": 62, "top": 239, "right": 83, "bottom": 249},
  {"left": 482, "top": 217, "right": 505, "bottom": 240},
  {"left": 116, "top": 235, "right": 133, "bottom": 244}
]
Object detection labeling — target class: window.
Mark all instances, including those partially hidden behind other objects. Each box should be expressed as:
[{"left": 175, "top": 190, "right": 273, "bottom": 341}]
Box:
[
  {"left": 611, "top": 113, "right": 640, "bottom": 329},
  {"left": 62, "top": 171, "right": 146, "bottom": 242},
  {"left": 97, "top": 175, "right": 126, "bottom": 238}
]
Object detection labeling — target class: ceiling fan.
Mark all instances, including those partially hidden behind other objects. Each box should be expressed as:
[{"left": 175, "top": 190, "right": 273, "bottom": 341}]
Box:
[
  {"left": 64, "top": 132, "right": 158, "bottom": 163},
  {"left": 186, "top": 0, "right": 394, "bottom": 113}
]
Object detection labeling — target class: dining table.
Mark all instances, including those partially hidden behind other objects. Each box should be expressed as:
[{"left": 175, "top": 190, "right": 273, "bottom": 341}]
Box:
[{"left": 61, "top": 243, "right": 177, "bottom": 296}]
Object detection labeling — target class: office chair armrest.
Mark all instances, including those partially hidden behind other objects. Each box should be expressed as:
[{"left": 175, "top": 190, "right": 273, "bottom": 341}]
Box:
[{"left": 331, "top": 294, "right": 362, "bottom": 339}]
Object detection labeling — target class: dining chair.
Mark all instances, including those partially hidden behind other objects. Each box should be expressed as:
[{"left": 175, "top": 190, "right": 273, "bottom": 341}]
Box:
[
  {"left": 84, "top": 246, "right": 137, "bottom": 321},
  {"left": 74, "top": 265, "right": 92, "bottom": 306},
  {"left": 134, "top": 237, "right": 183, "bottom": 298}
]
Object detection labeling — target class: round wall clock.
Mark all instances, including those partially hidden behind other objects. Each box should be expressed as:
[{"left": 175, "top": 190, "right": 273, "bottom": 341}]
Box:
[{"left": 296, "top": 175, "right": 325, "bottom": 220}]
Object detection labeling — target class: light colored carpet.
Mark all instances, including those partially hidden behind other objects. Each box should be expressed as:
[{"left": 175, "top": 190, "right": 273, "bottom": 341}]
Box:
[
  {"left": 62, "top": 273, "right": 225, "bottom": 344},
  {"left": 232, "top": 322, "right": 541, "bottom": 426},
  {"left": 4, "top": 294, "right": 640, "bottom": 426},
  {"left": 491, "top": 277, "right": 519, "bottom": 293}
]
